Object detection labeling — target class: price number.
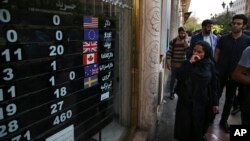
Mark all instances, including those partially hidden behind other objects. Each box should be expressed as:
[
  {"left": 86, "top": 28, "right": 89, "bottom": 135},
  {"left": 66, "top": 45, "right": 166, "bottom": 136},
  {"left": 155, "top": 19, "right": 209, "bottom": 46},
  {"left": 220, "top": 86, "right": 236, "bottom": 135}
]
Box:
[
  {"left": 50, "top": 101, "right": 64, "bottom": 114},
  {"left": 0, "top": 120, "right": 19, "bottom": 138},
  {"left": 0, "top": 103, "right": 17, "bottom": 120},
  {"left": 1, "top": 48, "right": 22, "bottom": 62},
  {"left": 53, "top": 110, "right": 72, "bottom": 125},
  {"left": 0, "top": 86, "right": 16, "bottom": 101},
  {"left": 54, "top": 87, "right": 67, "bottom": 98},
  {"left": 11, "top": 130, "right": 31, "bottom": 141},
  {"left": 2, "top": 68, "right": 14, "bottom": 81},
  {"left": 0, "top": 9, "right": 11, "bottom": 23}
]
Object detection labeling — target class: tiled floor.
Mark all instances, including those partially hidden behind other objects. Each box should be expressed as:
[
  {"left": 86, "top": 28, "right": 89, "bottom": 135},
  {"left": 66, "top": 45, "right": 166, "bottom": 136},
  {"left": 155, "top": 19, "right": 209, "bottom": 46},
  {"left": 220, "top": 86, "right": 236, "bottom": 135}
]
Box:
[{"left": 155, "top": 92, "right": 241, "bottom": 141}]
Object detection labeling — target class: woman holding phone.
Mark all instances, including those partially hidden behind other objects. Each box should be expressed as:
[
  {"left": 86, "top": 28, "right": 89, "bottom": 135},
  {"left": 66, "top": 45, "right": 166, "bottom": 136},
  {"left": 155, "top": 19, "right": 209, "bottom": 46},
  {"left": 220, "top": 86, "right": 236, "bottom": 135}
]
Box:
[{"left": 174, "top": 41, "right": 219, "bottom": 141}]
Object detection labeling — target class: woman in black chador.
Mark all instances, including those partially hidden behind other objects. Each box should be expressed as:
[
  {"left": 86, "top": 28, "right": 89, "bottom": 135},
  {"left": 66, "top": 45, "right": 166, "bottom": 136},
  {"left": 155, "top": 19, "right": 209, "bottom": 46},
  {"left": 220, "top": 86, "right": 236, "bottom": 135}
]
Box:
[{"left": 174, "top": 41, "right": 219, "bottom": 141}]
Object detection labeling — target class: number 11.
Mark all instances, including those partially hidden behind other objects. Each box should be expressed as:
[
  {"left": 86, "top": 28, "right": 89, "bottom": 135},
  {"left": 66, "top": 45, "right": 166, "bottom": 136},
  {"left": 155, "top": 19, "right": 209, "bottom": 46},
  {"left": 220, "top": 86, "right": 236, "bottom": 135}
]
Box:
[{"left": 0, "top": 86, "right": 16, "bottom": 101}]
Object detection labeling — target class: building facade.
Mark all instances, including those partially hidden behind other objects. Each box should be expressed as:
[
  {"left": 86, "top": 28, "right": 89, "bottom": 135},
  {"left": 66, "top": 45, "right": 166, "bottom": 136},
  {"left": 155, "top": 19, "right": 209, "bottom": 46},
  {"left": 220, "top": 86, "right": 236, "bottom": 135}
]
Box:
[
  {"left": 231, "top": 0, "right": 250, "bottom": 14},
  {"left": 0, "top": 0, "right": 190, "bottom": 141}
]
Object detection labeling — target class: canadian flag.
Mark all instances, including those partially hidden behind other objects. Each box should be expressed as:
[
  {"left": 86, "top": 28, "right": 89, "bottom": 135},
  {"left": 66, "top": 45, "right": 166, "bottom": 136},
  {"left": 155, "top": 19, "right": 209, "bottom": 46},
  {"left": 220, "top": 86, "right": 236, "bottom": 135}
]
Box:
[{"left": 83, "top": 53, "right": 98, "bottom": 65}]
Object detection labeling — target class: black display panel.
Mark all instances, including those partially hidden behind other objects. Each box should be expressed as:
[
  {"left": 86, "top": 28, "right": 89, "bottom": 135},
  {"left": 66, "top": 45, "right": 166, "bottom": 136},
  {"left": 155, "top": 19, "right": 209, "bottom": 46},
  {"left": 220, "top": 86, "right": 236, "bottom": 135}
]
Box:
[{"left": 0, "top": 0, "right": 116, "bottom": 140}]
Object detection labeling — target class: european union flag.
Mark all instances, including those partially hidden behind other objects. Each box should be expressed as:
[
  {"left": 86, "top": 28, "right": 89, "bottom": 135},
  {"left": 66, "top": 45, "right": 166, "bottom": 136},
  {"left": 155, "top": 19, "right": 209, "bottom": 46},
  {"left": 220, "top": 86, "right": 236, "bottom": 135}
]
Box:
[
  {"left": 84, "top": 64, "right": 98, "bottom": 77},
  {"left": 84, "top": 29, "right": 99, "bottom": 41},
  {"left": 84, "top": 75, "right": 98, "bottom": 89}
]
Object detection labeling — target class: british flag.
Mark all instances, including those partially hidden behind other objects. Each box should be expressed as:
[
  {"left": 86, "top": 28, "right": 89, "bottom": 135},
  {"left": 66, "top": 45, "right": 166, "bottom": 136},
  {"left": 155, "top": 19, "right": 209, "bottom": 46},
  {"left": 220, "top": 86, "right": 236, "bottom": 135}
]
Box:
[{"left": 83, "top": 41, "right": 98, "bottom": 53}]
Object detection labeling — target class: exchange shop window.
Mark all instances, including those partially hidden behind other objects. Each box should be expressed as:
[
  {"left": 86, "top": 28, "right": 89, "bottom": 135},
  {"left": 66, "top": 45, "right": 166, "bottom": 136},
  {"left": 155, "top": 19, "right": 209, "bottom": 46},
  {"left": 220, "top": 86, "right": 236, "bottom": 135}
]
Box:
[{"left": 0, "top": 0, "right": 131, "bottom": 140}]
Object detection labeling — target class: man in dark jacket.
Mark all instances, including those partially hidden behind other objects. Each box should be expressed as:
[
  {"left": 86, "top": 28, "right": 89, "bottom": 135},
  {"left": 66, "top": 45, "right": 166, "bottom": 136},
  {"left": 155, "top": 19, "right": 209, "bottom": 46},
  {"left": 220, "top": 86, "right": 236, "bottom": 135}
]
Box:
[
  {"left": 188, "top": 19, "right": 218, "bottom": 58},
  {"left": 214, "top": 14, "right": 250, "bottom": 132}
]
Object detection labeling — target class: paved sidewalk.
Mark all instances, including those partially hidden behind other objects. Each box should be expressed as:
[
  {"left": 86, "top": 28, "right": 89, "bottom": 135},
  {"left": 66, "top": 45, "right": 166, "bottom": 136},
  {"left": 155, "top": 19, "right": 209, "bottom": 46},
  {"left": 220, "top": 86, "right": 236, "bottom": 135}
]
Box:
[{"left": 155, "top": 89, "right": 241, "bottom": 141}]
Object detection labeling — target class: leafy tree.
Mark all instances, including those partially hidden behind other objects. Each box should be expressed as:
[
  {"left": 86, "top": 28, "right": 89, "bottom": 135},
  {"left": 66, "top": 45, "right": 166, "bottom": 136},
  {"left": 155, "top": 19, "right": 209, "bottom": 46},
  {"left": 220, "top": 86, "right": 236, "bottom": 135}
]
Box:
[
  {"left": 212, "top": 25, "right": 223, "bottom": 35},
  {"left": 246, "top": 13, "right": 250, "bottom": 30},
  {"left": 184, "top": 16, "right": 201, "bottom": 33},
  {"left": 214, "top": 12, "right": 250, "bottom": 34},
  {"left": 214, "top": 12, "right": 234, "bottom": 34}
]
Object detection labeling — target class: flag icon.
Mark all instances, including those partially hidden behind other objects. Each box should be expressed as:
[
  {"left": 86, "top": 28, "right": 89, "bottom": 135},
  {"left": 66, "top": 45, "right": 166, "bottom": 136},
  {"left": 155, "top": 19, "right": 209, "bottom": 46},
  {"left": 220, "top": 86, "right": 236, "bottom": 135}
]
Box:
[
  {"left": 84, "top": 64, "right": 99, "bottom": 77},
  {"left": 83, "top": 41, "right": 98, "bottom": 53},
  {"left": 84, "top": 75, "right": 98, "bottom": 89},
  {"left": 84, "top": 29, "right": 99, "bottom": 41},
  {"left": 83, "top": 53, "right": 98, "bottom": 65},
  {"left": 83, "top": 17, "right": 98, "bottom": 28}
]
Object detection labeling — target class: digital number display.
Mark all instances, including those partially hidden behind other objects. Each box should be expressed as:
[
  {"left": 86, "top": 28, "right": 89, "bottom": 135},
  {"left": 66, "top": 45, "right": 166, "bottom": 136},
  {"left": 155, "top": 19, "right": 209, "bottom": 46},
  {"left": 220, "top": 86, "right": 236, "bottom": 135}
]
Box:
[{"left": 0, "top": 1, "right": 116, "bottom": 140}]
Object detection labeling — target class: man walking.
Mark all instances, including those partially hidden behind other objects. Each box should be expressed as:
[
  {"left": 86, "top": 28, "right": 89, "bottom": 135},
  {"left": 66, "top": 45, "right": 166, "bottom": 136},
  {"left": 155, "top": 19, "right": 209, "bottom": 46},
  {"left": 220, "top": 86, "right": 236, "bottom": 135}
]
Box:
[
  {"left": 214, "top": 14, "right": 250, "bottom": 132},
  {"left": 166, "top": 27, "right": 189, "bottom": 99},
  {"left": 232, "top": 46, "right": 250, "bottom": 124},
  {"left": 188, "top": 19, "right": 218, "bottom": 58}
]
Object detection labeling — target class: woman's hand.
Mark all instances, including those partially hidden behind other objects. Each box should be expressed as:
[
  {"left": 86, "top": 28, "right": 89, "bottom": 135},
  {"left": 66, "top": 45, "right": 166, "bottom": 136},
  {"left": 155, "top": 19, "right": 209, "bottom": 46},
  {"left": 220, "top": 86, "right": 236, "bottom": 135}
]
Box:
[
  {"left": 189, "top": 55, "right": 201, "bottom": 64},
  {"left": 213, "top": 106, "right": 219, "bottom": 114}
]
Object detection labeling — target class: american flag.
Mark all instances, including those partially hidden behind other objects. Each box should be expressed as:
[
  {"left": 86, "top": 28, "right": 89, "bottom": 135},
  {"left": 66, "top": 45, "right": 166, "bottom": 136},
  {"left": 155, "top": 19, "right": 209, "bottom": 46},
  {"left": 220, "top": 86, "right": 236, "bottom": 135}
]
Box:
[
  {"left": 83, "top": 17, "right": 98, "bottom": 28},
  {"left": 83, "top": 41, "right": 98, "bottom": 53}
]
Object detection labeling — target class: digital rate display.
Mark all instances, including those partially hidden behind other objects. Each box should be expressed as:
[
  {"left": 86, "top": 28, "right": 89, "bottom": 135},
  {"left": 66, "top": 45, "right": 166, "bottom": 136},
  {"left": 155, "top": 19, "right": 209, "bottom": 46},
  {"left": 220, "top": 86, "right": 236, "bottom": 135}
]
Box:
[{"left": 0, "top": 0, "right": 116, "bottom": 140}]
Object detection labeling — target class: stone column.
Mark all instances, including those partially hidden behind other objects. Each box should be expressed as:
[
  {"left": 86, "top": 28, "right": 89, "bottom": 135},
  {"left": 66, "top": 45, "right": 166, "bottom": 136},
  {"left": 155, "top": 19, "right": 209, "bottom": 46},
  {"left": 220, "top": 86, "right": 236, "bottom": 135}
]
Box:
[
  {"left": 170, "top": 0, "right": 180, "bottom": 40},
  {"left": 136, "top": 0, "right": 163, "bottom": 140}
]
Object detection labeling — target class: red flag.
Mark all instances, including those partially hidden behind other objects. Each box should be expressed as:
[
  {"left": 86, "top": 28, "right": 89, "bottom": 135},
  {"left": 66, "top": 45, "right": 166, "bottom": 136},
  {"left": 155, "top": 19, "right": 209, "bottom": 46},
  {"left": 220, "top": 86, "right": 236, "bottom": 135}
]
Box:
[{"left": 83, "top": 53, "right": 98, "bottom": 65}]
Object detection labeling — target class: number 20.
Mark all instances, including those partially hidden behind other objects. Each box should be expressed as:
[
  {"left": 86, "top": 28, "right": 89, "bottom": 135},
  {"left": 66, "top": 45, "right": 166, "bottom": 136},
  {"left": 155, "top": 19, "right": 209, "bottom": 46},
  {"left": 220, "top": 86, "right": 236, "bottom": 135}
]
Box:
[{"left": 49, "top": 45, "right": 64, "bottom": 56}]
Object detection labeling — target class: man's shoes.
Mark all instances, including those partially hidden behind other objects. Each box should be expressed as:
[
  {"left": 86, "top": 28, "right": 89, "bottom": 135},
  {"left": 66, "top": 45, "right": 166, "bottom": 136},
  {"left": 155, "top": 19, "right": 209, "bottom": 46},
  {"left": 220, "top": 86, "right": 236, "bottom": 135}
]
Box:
[
  {"left": 219, "top": 121, "right": 230, "bottom": 133},
  {"left": 168, "top": 95, "right": 175, "bottom": 100},
  {"left": 231, "top": 107, "right": 240, "bottom": 115}
]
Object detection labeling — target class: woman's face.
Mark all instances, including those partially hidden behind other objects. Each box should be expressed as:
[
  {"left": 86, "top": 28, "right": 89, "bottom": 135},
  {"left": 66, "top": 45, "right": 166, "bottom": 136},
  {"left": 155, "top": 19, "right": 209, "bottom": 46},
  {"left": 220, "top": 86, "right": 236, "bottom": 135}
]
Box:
[{"left": 193, "top": 44, "right": 205, "bottom": 59}]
